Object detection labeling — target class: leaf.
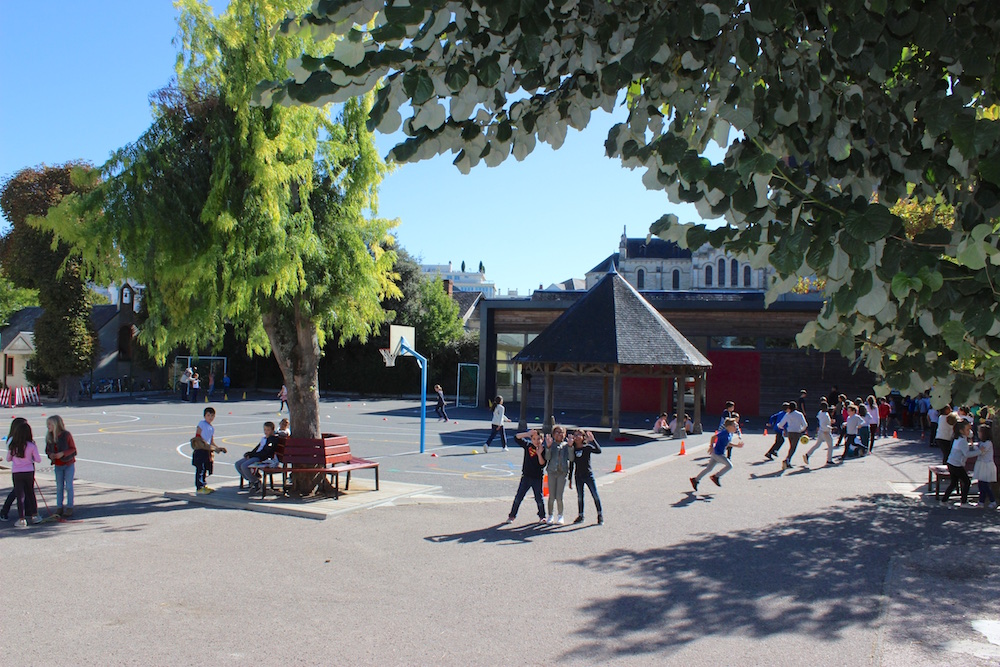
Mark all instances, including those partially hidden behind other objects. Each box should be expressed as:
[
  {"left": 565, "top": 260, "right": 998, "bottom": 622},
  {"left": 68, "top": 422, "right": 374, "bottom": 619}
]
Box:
[
  {"left": 402, "top": 70, "right": 435, "bottom": 105},
  {"left": 476, "top": 56, "right": 502, "bottom": 87},
  {"left": 736, "top": 151, "right": 778, "bottom": 182},
  {"left": 916, "top": 267, "right": 944, "bottom": 292},
  {"left": 445, "top": 64, "right": 469, "bottom": 93},
  {"left": 891, "top": 272, "right": 922, "bottom": 300},
  {"left": 685, "top": 225, "right": 710, "bottom": 249},
  {"left": 678, "top": 152, "right": 711, "bottom": 182},
  {"left": 963, "top": 304, "right": 996, "bottom": 336},
  {"left": 957, "top": 239, "right": 989, "bottom": 270},
  {"left": 844, "top": 204, "right": 896, "bottom": 242},
  {"left": 827, "top": 136, "right": 851, "bottom": 161}
]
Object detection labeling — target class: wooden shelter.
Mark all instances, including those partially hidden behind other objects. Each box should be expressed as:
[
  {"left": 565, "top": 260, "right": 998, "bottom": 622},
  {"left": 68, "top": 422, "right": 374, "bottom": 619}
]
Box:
[{"left": 512, "top": 267, "right": 712, "bottom": 437}]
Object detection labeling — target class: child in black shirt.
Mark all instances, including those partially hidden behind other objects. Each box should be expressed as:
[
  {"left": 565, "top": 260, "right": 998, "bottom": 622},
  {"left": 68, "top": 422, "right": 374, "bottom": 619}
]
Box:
[{"left": 504, "top": 429, "right": 547, "bottom": 524}]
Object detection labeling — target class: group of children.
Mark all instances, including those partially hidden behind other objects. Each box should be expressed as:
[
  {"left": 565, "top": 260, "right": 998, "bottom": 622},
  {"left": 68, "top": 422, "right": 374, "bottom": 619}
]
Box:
[
  {"left": 933, "top": 405, "right": 998, "bottom": 508},
  {"left": 2, "top": 415, "right": 77, "bottom": 527},
  {"left": 505, "top": 426, "right": 604, "bottom": 526},
  {"left": 189, "top": 406, "right": 291, "bottom": 494}
]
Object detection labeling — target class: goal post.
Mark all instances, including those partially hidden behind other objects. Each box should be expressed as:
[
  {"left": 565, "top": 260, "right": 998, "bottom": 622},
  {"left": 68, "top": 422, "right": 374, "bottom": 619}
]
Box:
[{"left": 456, "top": 363, "right": 479, "bottom": 408}]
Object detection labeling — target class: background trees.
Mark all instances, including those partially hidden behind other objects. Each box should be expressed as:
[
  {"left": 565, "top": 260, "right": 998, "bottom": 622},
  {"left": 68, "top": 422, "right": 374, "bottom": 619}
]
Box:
[
  {"left": 0, "top": 164, "right": 98, "bottom": 401},
  {"left": 265, "top": 0, "right": 1000, "bottom": 405}
]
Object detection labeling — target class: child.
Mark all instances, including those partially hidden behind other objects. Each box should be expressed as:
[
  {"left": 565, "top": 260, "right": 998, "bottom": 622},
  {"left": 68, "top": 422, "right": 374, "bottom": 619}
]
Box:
[
  {"left": 776, "top": 400, "right": 808, "bottom": 469},
  {"left": 433, "top": 384, "right": 449, "bottom": 421},
  {"left": 276, "top": 418, "right": 291, "bottom": 438},
  {"left": 191, "top": 407, "right": 226, "bottom": 494},
  {"left": 504, "top": 429, "right": 547, "bottom": 524},
  {"left": 277, "top": 385, "right": 288, "bottom": 413},
  {"left": 974, "top": 424, "right": 997, "bottom": 509},
  {"left": 236, "top": 421, "right": 278, "bottom": 493},
  {"left": 569, "top": 430, "right": 604, "bottom": 525},
  {"left": 942, "top": 420, "right": 979, "bottom": 507},
  {"left": 0, "top": 417, "right": 27, "bottom": 520},
  {"left": 690, "top": 417, "right": 743, "bottom": 491},
  {"left": 190, "top": 371, "right": 201, "bottom": 404},
  {"left": 45, "top": 415, "right": 77, "bottom": 517},
  {"left": 544, "top": 426, "right": 570, "bottom": 524},
  {"left": 653, "top": 412, "right": 669, "bottom": 435},
  {"left": 5, "top": 420, "right": 41, "bottom": 527},
  {"left": 484, "top": 395, "right": 509, "bottom": 452},
  {"left": 764, "top": 403, "right": 790, "bottom": 460},
  {"left": 804, "top": 401, "right": 835, "bottom": 466}
]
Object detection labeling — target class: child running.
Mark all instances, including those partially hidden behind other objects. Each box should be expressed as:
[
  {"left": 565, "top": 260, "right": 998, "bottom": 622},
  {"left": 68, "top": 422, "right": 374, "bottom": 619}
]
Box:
[
  {"left": 803, "top": 400, "right": 835, "bottom": 466},
  {"left": 484, "top": 396, "right": 509, "bottom": 452},
  {"left": 690, "top": 417, "right": 743, "bottom": 491},
  {"left": 5, "top": 420, "right": 41, "bottom": 527},
  {"left": 45, "top": 415, "right": 77, "bottom": 517},
  {"left": 433, "top": 384, "right": 449, "bottom": 422}
]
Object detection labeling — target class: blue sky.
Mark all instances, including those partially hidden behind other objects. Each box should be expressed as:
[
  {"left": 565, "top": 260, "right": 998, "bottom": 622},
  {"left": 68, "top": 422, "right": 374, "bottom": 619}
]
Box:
[{"left": 0, "top": 2, "right": 712, "bottom": 295}]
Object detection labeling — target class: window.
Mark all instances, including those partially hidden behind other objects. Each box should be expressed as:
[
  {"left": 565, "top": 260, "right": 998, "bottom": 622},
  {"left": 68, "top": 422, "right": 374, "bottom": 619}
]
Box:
[
  {"left": 705, "top": 266, "right": 713, "bottom": 286},
  {"left": 718, "top": 259, "right": 726, "bottom": 286},
  {"left": 5, "top": 357, "right": 12, "bottom": 375},
  {"left": 672, "top": 269, "right": 680, "bottom": 290},
  {"left": 637, "top": 268, "right": 645, "bottom": 290},
  {"left": 731, "top": 259, "right": 739, "bottom": 286},
  {"left": 744, "top": 265, "right": 752, "bottom": 287},
  {"left": 710, "top": 336, "right": 757, "bottom": 349},
  {"left": 765, "top": 337, "right": 798, "bottom": 349}
]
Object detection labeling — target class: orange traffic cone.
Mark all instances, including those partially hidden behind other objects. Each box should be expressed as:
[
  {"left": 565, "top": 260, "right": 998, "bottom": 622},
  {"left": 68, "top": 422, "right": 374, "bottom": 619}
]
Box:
[
  {"left": 543, "top": 474, "right": 549, "bottom": 497},
  {"left": 613, "top": 455, "right": 623, "bottom": 473},
  {"left": 764, "top": 427, "right": 768, "bottom": 436},
  {"left": 893, "top": 430, "right": 898, "bottom": 438},
  {"left": 679, "top": 440, "right": 686, "bottom": 456}
]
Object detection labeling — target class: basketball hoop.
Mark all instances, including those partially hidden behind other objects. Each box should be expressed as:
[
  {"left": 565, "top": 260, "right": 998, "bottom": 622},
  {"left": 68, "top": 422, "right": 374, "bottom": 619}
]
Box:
[{"left": 379, "top": 348, "right": 396, "bottom": 368}]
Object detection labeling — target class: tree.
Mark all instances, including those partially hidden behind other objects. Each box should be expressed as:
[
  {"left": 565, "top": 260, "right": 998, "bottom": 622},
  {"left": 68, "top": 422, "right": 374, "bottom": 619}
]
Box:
[
  {"left": 0, "top": 164, "right": 98, "bottom": 401},
  {"left": 460, "top": 260, "right": 466, "bottom": 272},
  {"left": 0, "top": 275, "right": 37, "bottom": 328},
  {"left": 264, "top": 1, "right": 1000, "bottom": 407},
  {"left": 40, "top": 0, "right": 399, "bottom": 492},
  {"left": 478, "top": 261, "right": 484, "bottom": 274}
]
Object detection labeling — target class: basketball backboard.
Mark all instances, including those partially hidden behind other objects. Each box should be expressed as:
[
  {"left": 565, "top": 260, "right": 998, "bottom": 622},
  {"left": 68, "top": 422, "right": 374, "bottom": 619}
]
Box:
[{"left": 389, "top": 324, "right": 415, "bottom": 356}]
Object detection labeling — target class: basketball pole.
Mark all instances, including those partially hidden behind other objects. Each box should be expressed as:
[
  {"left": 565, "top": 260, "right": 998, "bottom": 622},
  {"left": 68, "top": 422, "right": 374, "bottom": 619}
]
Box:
[{"left": 399, "top": 338, "right": 427, "bottom": 454}]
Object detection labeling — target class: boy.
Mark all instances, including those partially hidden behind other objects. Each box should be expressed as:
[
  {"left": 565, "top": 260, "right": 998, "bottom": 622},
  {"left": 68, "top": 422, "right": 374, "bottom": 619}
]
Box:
[
  {"left": 764, "top": 402, "right": 790, "bottom": 460},
  {"left": 191, "top": 407, "right": 226, "bottom": 494},
  {"left": 236, "top": 421, "right": 278, "bottom": 493},
  {"left": 504, "top": 429, "right": 547, "bottom": 524},
  {"left": 776, "top": 400, "right": 809, "bottom": 470},
  {"left": 690, "top": 418, "right": 743, "bottom": 490}
]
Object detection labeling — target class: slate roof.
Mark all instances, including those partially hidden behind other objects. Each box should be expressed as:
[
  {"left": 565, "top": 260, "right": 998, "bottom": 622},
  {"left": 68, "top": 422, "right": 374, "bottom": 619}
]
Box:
[
  {"left": 544, "top": 278, "right": 587, "bottom": 291},
  {"left": 513, "top": 269, "right": 711, "bottom": 368},
  {"left": 0, "top": 305, "right": 121, "bottom": 351},
  {"left": 451, "top": 291, "right": 482, "bottom": 323},
  {"left": 586, "top": 239, "right": 691, "bottom": 274}
]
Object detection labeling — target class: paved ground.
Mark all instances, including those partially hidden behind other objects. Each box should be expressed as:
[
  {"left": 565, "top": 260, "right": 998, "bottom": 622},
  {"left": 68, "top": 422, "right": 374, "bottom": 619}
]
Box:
[{"left": 2, "top": 401, "right": 1000, "bottom": 666}]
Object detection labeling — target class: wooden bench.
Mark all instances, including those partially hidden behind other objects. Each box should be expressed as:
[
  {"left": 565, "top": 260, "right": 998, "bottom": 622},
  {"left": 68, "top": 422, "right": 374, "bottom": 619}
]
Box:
[
  {"left": 928, "top": 460, "right": 976, "bottom": 500},
  {"left": 251, "top": 434, "right": 378, "bottom": 500}
]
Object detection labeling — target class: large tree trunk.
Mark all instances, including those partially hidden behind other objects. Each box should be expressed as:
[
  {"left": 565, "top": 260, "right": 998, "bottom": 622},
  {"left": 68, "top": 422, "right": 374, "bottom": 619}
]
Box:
[
  {"left": 262, "top": 298, "right": 325, "bottom": 495},
  {"left": 56, "top": 375, "right": 79, "bottom": 403}
]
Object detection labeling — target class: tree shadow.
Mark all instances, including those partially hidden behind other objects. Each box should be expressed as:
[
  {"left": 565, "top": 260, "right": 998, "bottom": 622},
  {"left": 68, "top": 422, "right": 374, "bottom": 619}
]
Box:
[
  {"left": 0, "top": 495, "right": 192, "bottom": 539},
  {"left": 557, "top": 494, "right": 994, "bottom": 661}
]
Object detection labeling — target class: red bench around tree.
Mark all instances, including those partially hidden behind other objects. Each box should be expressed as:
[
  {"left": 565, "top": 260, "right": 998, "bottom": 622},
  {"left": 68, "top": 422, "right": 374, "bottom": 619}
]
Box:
[{"left": 251, "top": 434, "right": 379, "bottom": 500}]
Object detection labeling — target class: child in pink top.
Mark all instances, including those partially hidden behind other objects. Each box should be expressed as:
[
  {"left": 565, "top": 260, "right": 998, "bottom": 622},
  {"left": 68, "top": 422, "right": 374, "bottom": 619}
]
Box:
[{"left": 5, "top": 420, "right": 41, "bottom": 527}]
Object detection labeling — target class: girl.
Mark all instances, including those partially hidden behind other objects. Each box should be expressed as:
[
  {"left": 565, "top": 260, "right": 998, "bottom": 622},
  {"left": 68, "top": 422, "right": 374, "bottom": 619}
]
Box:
[
  {"left": 45, "top": 415, "right": 77, "bottom": 517},
  {"left": 0, "top": 417, "right": 27, "bottom": 520},
  {"left": 838, "top": 403, "right": 865, "bottom": 460},
  {"left": 543, "top": 426, "right": 570, "bottom": 524},
  {"left": 433, "top": 384, "right": 448, "bottom": 422},
  {"left": 942, "top": 420, "right": 979, "bottom": 507},
  {"left": 973, "top": 424, "right": 997, "bottom": 509},
  {"left": 277, "top": 384, "right": 288, "bottom": 413},
  {"left": 483, "top": 395, "right": 509, "bottom": 452},
  {"left": 865, "top": 396, "right": 879, "bottom": 451},
  {"left": 856, "top": 404, "right": 871, "bottom": 455},
  {"left": 568, "top": 430, "right": 603, "bottom": 525},
  {"left": 5, "top": 420, "right": 41, "bottom": 527},
  {"left": 276, "top": 418, "right": 291, "bottom": 438},
  {"left": 190, "top": 371, "right": 201, "bottom": 404}
]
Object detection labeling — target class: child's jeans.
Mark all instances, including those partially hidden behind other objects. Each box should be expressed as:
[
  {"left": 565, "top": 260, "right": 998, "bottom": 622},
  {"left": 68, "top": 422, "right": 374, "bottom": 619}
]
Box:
[
  {"left": 195, "top": 461, "right": 209, "bottom": 489},
  {"left": 54, "top": 463, "right": 75, "bottom": 508},
  {"left": 979, "top": 480, "right": 996, "bottom": 505}
]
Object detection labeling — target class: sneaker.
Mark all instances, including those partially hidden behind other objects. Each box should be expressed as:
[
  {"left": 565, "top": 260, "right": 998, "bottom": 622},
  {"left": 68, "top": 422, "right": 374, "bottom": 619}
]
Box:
[
  {"left": 55, "top": 507, "right": 64, "bottom": 517},
  {"left": 556, "top": 515, "right": 564, "bottom": 525},
  {"left": 710, "top": 475, "right": 721, "bottom": 487},
  {"left": 197, "top": 487, "right": 212, "bottom": 495},
  {"left": 0, "top": 513, "right": 7, "bottom": 521},
  {"left": 538, "top": 517, "right": 547, "bottom": 524},
  {"left": 573, "top": 515, "right": 584, "bottom": 524},
  {"left": 483, "top": 443, "right": 489, "bottom": 453},
  {"left": 782, "top": 460, "right": 791, "bottom": 470},
  {"left": 990, "top": 502, "right": 998, "bottom": 510},
  {"left": 764, "top": 453, "right": 774, "bottom": 461},
  {"left": 545, "top": 515, "right": 553, "bottom": 524},
  {"left": 503, "top": 516, "right": 514, "bottom": 524},
  {"left": 690, "top": 477, "right": 699, "bottom": 491},
  {"left": 29, "top": 515, "right": 42, "bottom": 524},
  {"left": 15, "top": 518, "right": 27, "bottom": 528},
  {"left": 802, "top": 454, "right": 810, "bottom": 465},
  {"left": 63, "top": 508, "right": 73, "bottom": 517},
  {"left": 502, "top": 446, "right": 507, "bottom": 451},
  {"left": 597, "top": 514, "right": 604, "bottom": 525}
]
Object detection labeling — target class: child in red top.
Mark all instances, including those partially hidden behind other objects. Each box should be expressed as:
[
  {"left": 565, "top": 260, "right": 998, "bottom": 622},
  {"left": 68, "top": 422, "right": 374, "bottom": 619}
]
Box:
[{"left": 45, "top": 415, "right": 77, "bottom": 517}]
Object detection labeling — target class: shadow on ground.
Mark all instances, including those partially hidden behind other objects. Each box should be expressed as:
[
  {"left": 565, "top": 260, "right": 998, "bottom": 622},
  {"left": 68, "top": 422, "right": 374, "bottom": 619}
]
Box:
[
  {"left": 558, "top": 493, "right": 999, "bottom": 661},
  {"left": 0, "top": 494, "right": 191, "bottom": 538}
]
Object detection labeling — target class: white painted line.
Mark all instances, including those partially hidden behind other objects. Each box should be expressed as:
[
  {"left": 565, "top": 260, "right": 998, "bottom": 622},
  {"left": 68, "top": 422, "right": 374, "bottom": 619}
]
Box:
[{"left": 74, "top": 457, "right": 241, "bottom": 478}]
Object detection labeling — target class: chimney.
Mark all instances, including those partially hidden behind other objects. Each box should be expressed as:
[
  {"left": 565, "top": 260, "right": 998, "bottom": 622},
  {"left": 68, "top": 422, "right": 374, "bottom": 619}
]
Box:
[{"left": 442, "top": 279, "right": 453, "bottom": 296}]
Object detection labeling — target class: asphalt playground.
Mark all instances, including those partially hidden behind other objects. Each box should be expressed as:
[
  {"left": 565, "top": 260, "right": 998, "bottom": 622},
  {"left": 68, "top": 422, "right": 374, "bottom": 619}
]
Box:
[{"left": 0, "top": 394, "right": 705, "bottom": 498}]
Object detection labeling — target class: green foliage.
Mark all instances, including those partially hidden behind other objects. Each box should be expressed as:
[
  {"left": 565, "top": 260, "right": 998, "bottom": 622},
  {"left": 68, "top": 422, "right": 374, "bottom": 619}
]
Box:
[
  {"left": 38, "top": 0, "right": 399, "bottom": 365},
  {"left": 266, "top": 0, "right": 1000, "bottom": 406},
  {"left": 0, "top": 164, "right": 98, "bottom": 384},
  {"left": 0, "top": 277, "right": 36, "bottom": 327}
]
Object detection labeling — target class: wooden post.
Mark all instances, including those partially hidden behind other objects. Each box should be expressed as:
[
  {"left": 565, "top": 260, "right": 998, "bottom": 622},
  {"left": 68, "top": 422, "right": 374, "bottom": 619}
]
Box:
[
  {"left": 543, "top": 366, "right": 554, "bottom": 434},
  {"left": 518, "top": 364, "right": 528, "bottom": 430},
  {"left": 693, "top": 373, "right": 704, "bottom": 434},
  {"left": 659, "top": 376, "right": 669, "bottom": 414},
  {"left": 674, "top": 374, "right": 685, "bottom": 438},
  {"left": 611, "top": 365, "right": 622, "bottom": 438},
  {"left": 601, "top": 375, "right": 610, "bottom": 427}
]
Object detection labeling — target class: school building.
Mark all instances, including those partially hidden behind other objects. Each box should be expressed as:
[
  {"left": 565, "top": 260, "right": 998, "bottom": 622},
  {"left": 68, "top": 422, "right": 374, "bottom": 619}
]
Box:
[{"left": 478, "top": 236, "right": 876, "bottom": 421}]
